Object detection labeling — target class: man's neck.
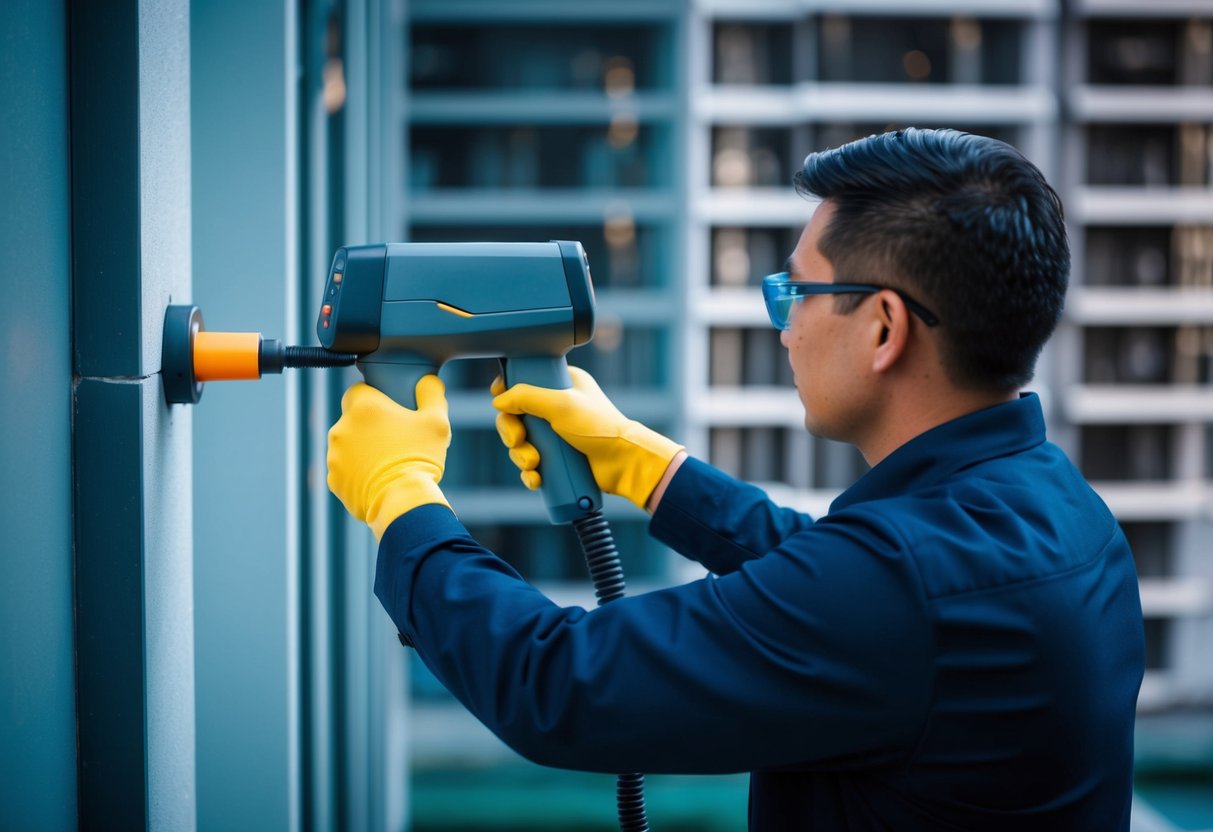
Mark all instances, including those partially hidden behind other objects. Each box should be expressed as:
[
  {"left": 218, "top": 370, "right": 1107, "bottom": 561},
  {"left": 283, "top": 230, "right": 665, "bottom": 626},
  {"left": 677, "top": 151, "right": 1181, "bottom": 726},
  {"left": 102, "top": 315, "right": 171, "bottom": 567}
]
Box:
[{"left": 858, "top": 386, "right": 1018, "bottom": 468}]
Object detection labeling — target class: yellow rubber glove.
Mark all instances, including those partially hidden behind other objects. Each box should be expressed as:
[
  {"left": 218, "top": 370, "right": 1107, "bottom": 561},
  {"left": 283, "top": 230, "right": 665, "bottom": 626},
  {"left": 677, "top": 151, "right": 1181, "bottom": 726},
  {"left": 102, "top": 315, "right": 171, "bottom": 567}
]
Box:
[
  {"left": 491, "top": 367, "right": 684, "bottom": 510},
  {"left": 327, "top": 376, "right": 451, "bottom": 541}
]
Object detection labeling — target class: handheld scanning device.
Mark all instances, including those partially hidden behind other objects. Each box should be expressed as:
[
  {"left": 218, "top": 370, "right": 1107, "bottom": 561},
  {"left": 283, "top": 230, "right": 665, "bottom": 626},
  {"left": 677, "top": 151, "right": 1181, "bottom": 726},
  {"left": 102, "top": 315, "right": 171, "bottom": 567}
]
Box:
[
  {"left": 164, "top": 240, "right": 602, "bottom": 525},
  {"left": 317, "top": 240, "right": 601, "bottom": 524}
]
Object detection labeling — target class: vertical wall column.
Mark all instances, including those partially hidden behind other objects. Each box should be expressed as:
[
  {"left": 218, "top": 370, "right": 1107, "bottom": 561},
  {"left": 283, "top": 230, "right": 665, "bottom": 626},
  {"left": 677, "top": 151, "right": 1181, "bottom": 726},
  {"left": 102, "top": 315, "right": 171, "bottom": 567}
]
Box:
[
  {"left": 69, "top": 0, "right": 196, "bottom": 829},
  {"left": 338, "top": 3, "right": 411, "bottom": 830},
  {"left": 191, "top": 1, "right": 302, "bottom": 829}
]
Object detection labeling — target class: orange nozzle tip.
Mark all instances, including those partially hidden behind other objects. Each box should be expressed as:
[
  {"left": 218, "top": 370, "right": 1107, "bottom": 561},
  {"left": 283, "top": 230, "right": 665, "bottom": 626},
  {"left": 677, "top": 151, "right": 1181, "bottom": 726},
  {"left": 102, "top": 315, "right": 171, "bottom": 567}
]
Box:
[{"left": 194, "top": 331, "right": 261, "bottom": 381}]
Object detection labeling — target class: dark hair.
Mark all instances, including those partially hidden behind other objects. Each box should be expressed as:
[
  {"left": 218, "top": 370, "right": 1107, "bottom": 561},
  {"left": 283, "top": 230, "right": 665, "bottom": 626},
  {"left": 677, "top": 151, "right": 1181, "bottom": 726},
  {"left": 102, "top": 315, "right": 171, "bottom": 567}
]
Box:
[{"left": 794, "top": 128, "right": 1069, "bottom": 392}]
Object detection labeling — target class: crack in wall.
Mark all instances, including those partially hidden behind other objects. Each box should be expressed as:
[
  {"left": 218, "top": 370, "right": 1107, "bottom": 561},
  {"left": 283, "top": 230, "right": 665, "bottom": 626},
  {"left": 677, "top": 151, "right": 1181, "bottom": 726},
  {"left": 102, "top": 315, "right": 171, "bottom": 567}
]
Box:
[{"left": 75, "top": 373, "right": 161, "bottom": 384}]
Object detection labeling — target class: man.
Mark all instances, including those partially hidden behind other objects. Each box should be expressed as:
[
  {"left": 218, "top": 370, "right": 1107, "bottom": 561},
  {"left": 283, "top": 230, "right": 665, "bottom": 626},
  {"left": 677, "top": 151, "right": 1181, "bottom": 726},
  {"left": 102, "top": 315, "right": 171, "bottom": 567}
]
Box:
[{"left": 327, "top": 128, "right": 1145, "bottom": 830}]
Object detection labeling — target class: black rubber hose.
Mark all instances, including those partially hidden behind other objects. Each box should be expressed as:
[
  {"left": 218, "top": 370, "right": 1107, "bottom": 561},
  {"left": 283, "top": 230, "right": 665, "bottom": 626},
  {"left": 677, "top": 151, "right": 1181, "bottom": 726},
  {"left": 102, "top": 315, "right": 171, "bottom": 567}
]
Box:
[
  {"left": 571, "top": 510, "right": 651, "bottom": 832},
  {"left": 284, "top": 345, "right": 357, "bottom": 368},
  {"left": 258, "top": 340, "right": 358, "bottom": 374}
]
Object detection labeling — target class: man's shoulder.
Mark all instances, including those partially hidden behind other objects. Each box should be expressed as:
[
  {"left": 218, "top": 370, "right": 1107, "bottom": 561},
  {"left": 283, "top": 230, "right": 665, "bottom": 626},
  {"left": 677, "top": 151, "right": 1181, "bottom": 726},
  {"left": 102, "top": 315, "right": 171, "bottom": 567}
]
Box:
[{"left": 824, "top": 445, "right": 1127, "bottom": 600}]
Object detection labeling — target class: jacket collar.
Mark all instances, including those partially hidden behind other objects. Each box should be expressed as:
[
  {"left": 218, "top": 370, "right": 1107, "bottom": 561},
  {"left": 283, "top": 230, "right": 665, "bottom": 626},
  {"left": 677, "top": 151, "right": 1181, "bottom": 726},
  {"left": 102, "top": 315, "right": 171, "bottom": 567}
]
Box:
[{"left": 829, "top": 393, "right": 1048, "bottom": 513}]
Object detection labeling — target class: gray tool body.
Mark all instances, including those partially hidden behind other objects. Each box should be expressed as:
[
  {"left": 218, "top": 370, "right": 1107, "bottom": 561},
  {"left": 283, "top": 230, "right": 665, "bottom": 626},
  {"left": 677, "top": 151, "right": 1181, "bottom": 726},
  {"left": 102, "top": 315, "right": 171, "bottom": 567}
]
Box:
[{"left": 317, "top": 241, "right": 602, "bottom": 524}]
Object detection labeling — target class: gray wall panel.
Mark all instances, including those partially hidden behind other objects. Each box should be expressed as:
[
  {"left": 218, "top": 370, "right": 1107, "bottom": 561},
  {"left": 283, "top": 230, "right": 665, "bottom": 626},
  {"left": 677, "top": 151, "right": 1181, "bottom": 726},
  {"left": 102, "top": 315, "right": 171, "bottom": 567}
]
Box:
[
  {"left": 0, "top": 1, "right": 77, "bottom": 829},
  {"left": 138, "top": 6, "right": 199, "bottom": 827},
  {"left": 144, "top": 384, "right": 197, "bottom": 831},
  {"left": 139, "top": 0, "right": 195, "bottom": 355}
]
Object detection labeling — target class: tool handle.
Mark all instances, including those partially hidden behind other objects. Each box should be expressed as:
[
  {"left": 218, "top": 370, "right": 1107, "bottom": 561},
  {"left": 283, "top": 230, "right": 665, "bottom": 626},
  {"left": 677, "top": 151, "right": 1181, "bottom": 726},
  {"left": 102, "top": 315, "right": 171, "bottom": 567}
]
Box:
[
  {"left": 502, "top": 357, "right": 604, "bottom": 524},
  {"left": 358, "top": 360, "right": 438, "bottom": 409}
]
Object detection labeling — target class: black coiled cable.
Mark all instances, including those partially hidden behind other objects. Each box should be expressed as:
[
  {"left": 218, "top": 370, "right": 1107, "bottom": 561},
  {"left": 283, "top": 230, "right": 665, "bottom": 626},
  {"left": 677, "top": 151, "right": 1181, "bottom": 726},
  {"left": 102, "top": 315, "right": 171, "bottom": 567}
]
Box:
[
  {"left": 615, "top": 773, "right": 649, "bottom": 832},
  {"left": 571, "top": 510, "right": 651, "bottom": 832},
  {"left": 573, "top": 510, "right": 628, "bottom": 604}
]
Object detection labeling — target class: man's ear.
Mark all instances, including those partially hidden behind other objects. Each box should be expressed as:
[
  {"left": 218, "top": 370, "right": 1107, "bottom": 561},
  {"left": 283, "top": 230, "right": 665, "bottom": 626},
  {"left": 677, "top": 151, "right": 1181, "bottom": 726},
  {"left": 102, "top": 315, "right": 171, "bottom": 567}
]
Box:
[{"left": 871, "top": 294, "right": 910, "bottom": 374}]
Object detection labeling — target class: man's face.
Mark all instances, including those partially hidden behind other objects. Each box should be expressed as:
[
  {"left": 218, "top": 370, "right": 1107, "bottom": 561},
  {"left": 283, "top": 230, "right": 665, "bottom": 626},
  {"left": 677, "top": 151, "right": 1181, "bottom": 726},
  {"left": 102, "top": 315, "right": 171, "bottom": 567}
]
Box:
[{"left": 780, "top": 200, "right": 872, "bottom": 442}]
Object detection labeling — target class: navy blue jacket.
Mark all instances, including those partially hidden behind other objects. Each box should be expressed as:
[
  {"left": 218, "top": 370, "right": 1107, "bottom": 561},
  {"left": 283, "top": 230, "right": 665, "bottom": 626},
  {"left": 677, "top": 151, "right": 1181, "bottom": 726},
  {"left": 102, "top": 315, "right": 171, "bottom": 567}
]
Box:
[{"left": 376, "top": 394, "right": 1144, "bottom": 830}]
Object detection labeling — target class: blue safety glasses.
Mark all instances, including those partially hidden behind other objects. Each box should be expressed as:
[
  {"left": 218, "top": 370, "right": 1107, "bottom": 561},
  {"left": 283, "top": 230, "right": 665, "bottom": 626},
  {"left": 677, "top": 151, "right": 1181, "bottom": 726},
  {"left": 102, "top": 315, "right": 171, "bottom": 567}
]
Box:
[{"left": 761, "top": 272, "right": 941, "bottom": 331}]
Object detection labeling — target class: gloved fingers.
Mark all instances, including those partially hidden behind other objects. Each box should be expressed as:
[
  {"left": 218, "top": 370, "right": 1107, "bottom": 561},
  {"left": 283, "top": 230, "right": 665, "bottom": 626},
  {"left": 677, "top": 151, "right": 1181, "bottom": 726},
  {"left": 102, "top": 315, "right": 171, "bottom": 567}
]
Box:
[
  {"left": 327, "top": 390, "right": 363, "bottom": 458},
  {"left": 339, "top": 380, "right": 375, "bottom": 414},
  {"left": 325, "top": 426, "right": 364, "bottom": 521},
  {"left": 490, "top": 381, "right": 532, "bottom": 416},
  {"left": 414, "top": 374, "right": 448, "bottom": 417},
  {"left": 335, "top": 379, "right": 449, "bottom": 450},
  {"left": 340, "top": 380, "right": 415, "bottom": 421},
  {"left": 326, "top": 378, "right": 453, "bottom": 535},
  {"left": 508, "top": 443, "right": 540, "bottom": 473},
  {"left": 491, "top": 367, "right": 609, "bottom": 418},
  {"left": 324, "top": 446, "right": 343, "bottom": 502},
  {"left": 491, "top": 380, "right": 568, "bottom": 418},
  {"left": 494, "top": 408, "right": 541, "bottom": 488},
  {"left": 566, "top": 366, "right": 606, "bottom": 397},
  {"left": 495, "top": 411, "right": 528, "bottom": 448}
]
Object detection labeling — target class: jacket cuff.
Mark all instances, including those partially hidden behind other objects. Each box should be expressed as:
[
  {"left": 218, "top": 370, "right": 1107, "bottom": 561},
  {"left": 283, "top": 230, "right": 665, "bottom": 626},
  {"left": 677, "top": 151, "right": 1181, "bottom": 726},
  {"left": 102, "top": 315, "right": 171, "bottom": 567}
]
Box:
[{"left": 375, "top": 503, "right": 466, "bottom": 648}]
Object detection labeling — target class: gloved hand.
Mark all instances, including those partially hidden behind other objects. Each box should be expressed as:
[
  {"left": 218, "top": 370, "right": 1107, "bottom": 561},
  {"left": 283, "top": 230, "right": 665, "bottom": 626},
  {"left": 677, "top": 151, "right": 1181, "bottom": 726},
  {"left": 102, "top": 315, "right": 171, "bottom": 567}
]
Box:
[
  {"left": 327, "top": 376, "right": 451, "bottom": 541},
  {"left": 491, "top": 367, "right": 684, "bottom": 510}
]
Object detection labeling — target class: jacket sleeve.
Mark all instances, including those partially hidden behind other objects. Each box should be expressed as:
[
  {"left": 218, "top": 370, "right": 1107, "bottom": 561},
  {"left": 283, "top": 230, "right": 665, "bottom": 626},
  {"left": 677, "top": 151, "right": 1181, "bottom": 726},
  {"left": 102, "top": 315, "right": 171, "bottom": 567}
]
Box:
[
  {"left": 376, "top": 502, "right": 934, "bottom": 776},
  {"left": 649, "top": 456, "right": 815, "bottom": 575}
]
